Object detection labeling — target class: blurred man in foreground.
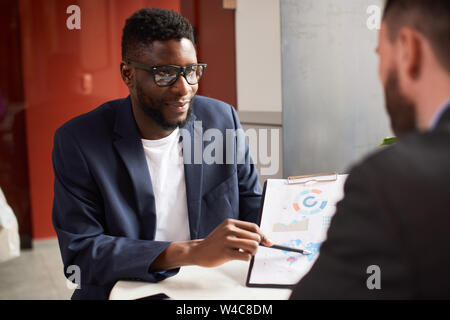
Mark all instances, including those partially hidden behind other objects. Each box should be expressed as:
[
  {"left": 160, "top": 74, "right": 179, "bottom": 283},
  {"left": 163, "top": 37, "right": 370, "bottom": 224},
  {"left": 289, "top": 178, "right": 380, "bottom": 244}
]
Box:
[{"left": 291, "top": 0, "right": 450, "bottom": 299}]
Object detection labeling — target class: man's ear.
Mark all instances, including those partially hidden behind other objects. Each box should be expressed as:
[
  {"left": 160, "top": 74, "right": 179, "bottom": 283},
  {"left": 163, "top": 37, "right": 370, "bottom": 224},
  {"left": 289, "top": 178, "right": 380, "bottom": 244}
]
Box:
[
  {"left": 120, "top": 61, "right": 135, "bottom": 89},
  {"left": 396, "top": 27, "right": 422, "bottom": 82}
]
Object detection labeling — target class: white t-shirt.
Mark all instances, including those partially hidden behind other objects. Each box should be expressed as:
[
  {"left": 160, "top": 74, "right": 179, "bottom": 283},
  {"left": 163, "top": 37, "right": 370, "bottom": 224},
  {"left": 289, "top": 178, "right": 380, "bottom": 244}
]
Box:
[{"left": 141, "top": 127, "right": 190, "bottom": 241}]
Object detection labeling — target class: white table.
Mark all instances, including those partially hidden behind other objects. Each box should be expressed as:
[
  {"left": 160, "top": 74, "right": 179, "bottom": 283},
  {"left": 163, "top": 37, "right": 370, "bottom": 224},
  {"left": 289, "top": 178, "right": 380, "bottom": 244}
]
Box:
[{"left": 109, "top": 260, "right": 292, "bottom": 300}]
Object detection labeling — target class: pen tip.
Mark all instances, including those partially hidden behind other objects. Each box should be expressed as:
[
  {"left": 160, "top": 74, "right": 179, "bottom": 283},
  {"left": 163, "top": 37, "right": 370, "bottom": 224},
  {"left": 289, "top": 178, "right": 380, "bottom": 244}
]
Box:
[{"left": 303, "top": 250, "right": 312, "bottom": 255}]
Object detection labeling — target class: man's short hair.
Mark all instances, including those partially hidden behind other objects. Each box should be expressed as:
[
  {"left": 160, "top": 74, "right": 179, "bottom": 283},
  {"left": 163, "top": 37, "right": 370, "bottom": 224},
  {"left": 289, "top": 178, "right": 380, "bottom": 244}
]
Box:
[
  {"left": 382, "top": 0, "right": 450, "bottom": 72},
  {"left": 121, "top": 8, "right": 195, "bottom": 61}
]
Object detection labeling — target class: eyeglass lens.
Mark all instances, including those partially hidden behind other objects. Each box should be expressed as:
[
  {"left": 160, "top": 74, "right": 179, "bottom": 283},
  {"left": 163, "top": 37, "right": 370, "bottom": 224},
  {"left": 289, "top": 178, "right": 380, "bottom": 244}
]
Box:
[{"left": 154, "top": 65, "right": 205, "bottom": 86}]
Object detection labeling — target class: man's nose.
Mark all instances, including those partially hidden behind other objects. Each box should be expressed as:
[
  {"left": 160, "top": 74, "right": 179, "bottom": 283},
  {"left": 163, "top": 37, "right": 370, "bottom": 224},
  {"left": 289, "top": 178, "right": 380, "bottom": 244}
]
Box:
[{"left": 170, "top": 73, "right": 192, "bottom": 96}]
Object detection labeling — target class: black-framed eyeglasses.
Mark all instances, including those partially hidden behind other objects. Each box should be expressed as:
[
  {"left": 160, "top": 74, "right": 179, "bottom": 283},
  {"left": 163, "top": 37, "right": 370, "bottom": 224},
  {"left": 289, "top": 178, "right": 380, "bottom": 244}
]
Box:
[{"left": 126, "top": 60, "right": 207, "bottom": 87}]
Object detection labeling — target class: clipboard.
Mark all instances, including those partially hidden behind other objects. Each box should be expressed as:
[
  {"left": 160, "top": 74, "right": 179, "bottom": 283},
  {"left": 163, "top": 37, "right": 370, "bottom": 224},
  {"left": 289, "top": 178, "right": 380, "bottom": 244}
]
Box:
[{"left": 245, "top": 172, "right": 347, "bottom": 288}]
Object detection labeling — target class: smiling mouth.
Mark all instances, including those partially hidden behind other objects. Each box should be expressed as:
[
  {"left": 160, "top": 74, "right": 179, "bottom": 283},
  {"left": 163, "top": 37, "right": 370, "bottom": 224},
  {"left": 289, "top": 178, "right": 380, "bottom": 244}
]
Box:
[
  {"left": 166, "top": 101, "right": 190, "bottom": 115},
  {"left": 168, "top": 100, "right": 190, "bottom": 106},
  {"left": 166, "top": 101, "right": 190, "bottom": 113}
]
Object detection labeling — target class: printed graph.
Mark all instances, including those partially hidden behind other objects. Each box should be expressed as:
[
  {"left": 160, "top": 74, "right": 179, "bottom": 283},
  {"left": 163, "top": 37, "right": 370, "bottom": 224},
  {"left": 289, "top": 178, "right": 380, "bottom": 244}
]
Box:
[
  {"left": 280, "top": 239, "right": 322, "bottom": 265},
  {"left": 272, "top": 219, "right": 309, "bottom": 232},
  {"left": 292, "top": 189, "right": 328, "bottom": 215}
]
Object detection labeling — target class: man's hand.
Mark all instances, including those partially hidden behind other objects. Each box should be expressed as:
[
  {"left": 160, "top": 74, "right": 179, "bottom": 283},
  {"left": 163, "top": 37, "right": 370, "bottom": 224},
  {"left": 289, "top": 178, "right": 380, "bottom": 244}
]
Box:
[
  {"left": 150, "top": 219, "right": 272, "bottom": 271},
  {"left": 190, "top": 218, "right": 273, "bottom": 267}
]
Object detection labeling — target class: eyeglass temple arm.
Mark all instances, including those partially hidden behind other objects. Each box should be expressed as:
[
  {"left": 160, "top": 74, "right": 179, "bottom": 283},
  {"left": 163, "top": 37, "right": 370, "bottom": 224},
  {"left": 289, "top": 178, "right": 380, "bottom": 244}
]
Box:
[{"left": 125, "top": 60, "right": 153, "bottom": 72}]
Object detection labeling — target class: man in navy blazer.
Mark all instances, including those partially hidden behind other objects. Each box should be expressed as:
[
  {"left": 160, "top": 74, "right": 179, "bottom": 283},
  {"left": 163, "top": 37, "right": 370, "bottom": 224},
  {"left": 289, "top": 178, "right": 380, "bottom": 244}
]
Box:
[{"left": 52, "top": 8, "right": 270, "bottom": 299}]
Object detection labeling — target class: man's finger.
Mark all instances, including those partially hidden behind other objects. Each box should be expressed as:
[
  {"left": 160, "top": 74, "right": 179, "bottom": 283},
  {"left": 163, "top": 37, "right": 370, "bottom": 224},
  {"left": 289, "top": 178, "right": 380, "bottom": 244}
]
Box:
[
  {"left": 226, "top": 248, "right": 252, "bottom": 262},
  {"left": 229, "top": 219, "right": 273, "bottom": 246},
  {"left": 225, "top": 237, "right": 259, "bottom": 255},
  {"left": 260, "top": 234, "right": 273, "bottom": 247},
  {"left": 228, "top": 226, "right": 262, "bottom": 243}
]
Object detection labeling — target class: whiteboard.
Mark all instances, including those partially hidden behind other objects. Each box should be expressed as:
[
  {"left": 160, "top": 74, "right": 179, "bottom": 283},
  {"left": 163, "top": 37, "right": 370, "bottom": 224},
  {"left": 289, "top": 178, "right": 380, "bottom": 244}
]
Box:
[{"left": 281, "top": 0, "right": 391, "bottom": 176}]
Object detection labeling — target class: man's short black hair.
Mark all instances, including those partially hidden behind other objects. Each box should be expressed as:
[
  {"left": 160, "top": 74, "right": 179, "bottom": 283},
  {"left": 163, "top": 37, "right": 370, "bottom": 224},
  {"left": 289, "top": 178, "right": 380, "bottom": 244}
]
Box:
[
  {"left": 121, "top": 8, "right": 195, "bottom": 61},
  {"left": 382, "top": 0, "right": 450, "bottom": 72}
]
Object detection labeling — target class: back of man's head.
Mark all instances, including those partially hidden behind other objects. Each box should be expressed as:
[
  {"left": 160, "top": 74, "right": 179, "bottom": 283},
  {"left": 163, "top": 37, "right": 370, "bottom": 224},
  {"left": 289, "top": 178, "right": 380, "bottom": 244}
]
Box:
[
  {"left": 121, "top": 8, "right": 195, "bottom": 61},
  {"left": 382, "top": 0, "right": 450, "bottom": 73}
]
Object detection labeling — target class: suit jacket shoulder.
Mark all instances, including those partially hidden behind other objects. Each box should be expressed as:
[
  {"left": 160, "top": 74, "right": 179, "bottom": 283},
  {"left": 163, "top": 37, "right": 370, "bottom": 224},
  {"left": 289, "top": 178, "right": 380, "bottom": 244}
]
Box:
[
  {"left": 291, "top": 121, "right": 450, "bottom": 299},
  {"left": 191, "top": 95, "right": 239, "bottom": 129},
  {"left": 54, "top": 97, "right": 124, "bottom": 142}
]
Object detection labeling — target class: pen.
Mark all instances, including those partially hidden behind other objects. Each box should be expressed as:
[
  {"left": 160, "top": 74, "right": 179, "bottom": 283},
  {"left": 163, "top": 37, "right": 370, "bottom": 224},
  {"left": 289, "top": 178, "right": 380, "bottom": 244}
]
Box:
[{"left": 261, "top": 243, "right": 312, "bottom": 255}]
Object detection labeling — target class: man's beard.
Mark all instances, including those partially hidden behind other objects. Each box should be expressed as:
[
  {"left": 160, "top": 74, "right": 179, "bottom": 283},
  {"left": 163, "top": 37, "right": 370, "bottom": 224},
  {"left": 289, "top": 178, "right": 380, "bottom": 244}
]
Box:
[
  {"left": 384, "top": 68, "right": 417, "bottom": 137},
  {"left": 135, "top": 84, "right": 194, "bottom": 131}
]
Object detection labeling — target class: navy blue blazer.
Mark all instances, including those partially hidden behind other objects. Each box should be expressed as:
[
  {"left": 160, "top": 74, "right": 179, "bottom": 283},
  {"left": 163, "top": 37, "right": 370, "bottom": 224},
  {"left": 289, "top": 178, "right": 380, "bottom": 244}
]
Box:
[{"left": 52, "top": 95, "right": 262, "bottom": 299}]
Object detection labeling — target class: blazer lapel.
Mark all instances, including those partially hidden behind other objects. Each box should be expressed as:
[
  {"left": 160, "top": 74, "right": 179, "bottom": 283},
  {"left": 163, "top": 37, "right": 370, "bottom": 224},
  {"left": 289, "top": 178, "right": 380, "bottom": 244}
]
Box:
[
  {"left": 182, "top": 104, "right": 204, "bottom": 240},
  {"left": 112, "top": 96, "right": 157, "bottom": 239}
]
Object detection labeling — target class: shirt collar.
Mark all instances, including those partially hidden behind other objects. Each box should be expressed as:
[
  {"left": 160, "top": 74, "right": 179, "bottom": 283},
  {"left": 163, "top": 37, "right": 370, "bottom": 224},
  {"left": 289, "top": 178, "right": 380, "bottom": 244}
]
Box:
[{"left": 429, "top": 97, "right": 450, "bottom": 131}]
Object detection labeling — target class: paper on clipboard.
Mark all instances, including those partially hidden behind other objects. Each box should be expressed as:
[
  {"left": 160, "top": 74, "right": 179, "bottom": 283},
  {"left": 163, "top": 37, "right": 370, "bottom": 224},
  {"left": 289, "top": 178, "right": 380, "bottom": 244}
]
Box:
[{"left": 246, "top": 173, "right": 348, "bottom": 288}]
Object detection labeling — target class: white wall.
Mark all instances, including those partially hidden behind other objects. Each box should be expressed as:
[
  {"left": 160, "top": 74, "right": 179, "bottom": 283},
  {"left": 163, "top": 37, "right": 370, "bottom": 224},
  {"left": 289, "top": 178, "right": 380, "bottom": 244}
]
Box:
[
  {"left": 235, "top": 0, "right": 283, "bottom": 181},
  {"left": 235, "top": 0, "right": 282, "bottom": 112}
]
